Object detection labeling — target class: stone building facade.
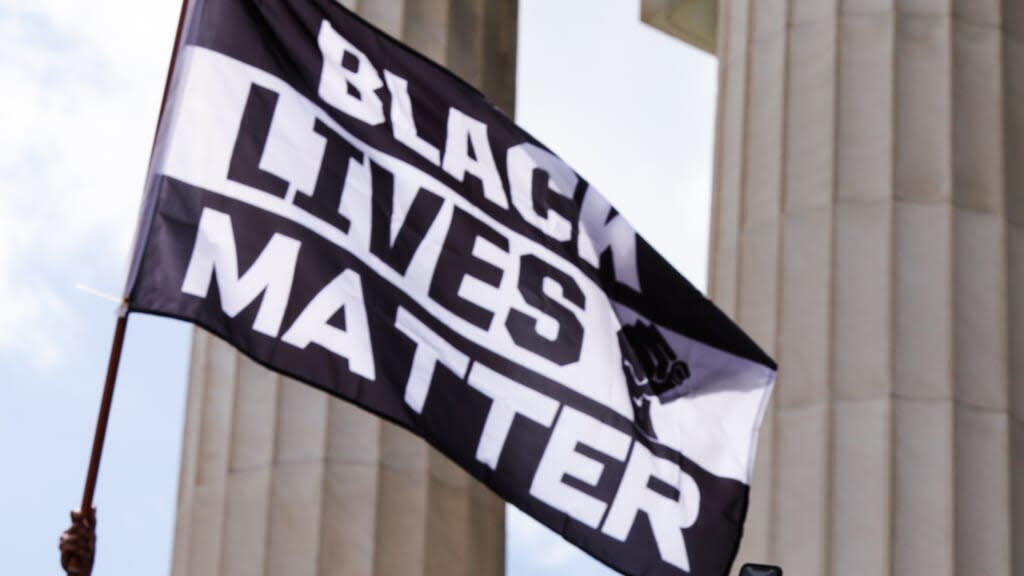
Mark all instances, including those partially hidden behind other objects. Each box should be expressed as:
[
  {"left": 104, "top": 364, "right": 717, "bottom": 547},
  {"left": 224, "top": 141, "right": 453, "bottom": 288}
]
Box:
[{"left": 666, "top": 0, "right": 1022, "bottom": 574}]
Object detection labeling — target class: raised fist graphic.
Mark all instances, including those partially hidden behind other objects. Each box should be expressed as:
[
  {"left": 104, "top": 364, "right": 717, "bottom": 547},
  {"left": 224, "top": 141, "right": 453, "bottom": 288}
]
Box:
[{"left": 617, "top": 321, "right": 691, "bottom": 439}]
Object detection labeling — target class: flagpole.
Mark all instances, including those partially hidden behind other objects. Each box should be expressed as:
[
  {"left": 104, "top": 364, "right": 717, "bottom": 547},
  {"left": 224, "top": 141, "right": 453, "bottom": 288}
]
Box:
[
  {"left": 62, "top": 1, "right": 191, "bottom": 573},
  {"left": 76, "top": 0, "right": 192, "bottom": 518},
  {"left": 79, "top": 308, "right": 129, "bottom": 512},
  {"left": 61, "top": 306, "right": 129, "bottom": 575}
]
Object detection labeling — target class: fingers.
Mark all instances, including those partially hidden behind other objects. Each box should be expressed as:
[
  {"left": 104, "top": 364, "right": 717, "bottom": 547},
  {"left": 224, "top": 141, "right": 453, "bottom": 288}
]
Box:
[
  {"left": 60, "top": 543, "right": 93, "bottom": 574},
  {"left": 60, "top": 536, "right": 88, "bottom": 557},
  {"left": 64, "top": 556, "right": 86, "bottom": 576},
  {"left": 70, "top": 507, "right": 96, "bottom": 521},
  {"left": 70, "top": 508, "right": 96, "bottom": 529},
  {"left": 631, "top": 324, "right": 658, "bottom": 378},
  {"left": 622, "top": 322, "right": 668, "bottom": 380},
  {"left": 61, "top": 549, "right": 75, "bottom": 572},
  {"left": 650, "top": 324, "right": 676, "bottom": 365},
  {"left": 61, "top": 508, "right": 97, "bottom": 575},
  {"left": 60, "top": 532, "right": 86, "bottom": 570},
  {"left": 668, "top": 361, "right": 690, "bottom": 387},
  {"left": 638, "top": 323, "right": 673, "bottom": 382},
  {"left": 624, "top": 321, "right": 690, "bottom": 397},
  {"left": 648, "top": 328, "right": 670, "bottom": 381},
  {"left": 617, "top": 330, "right": 641, "bottom": 379}
]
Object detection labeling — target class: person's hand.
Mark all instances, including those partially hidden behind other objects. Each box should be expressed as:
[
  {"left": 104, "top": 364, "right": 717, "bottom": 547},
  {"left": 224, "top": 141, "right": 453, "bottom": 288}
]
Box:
[{"left": 59, "top": 508, "right": 96, "bottom": 575}]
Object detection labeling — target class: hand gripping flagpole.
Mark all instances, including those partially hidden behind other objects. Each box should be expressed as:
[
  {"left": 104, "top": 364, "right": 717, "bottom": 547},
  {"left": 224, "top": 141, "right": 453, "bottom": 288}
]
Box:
[{"left": 60, "top": 2, "right": 191, "bottom": 574}]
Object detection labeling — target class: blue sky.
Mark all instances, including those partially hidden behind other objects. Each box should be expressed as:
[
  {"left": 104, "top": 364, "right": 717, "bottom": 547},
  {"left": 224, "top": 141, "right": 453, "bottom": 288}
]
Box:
[{"left": 0, "top": 0, "right": 715, "bottom": 574}]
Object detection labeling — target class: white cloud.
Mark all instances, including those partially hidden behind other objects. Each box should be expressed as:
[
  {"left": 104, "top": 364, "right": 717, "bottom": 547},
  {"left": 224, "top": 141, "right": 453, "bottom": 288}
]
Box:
[{"left": 0, "top": 0, "right": 181, "bottom": 368}]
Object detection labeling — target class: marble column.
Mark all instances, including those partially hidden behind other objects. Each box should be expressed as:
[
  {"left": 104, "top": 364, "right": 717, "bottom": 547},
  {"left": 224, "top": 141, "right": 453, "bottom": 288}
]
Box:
[
  {"left": 708, "top": 0, "right": 1021, "bottom": 574},
  {"left": 169, "top": 2, "right": 517, "bottom": 575}
]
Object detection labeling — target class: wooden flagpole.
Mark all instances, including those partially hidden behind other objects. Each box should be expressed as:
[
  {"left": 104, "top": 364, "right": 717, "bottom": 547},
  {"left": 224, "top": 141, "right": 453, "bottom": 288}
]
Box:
[
  {"left": 63, "top": 2, "right": 192, "bottom": 573},
  {"left": 79, "top": 309, "right": 129, "bottom": 512},
  {"left": 76, "top": 0, "right": 191, "bottom": 517}
]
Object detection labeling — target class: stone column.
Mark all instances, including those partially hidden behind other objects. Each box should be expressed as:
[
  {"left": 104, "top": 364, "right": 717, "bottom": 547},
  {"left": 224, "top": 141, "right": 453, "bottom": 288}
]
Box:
[
  {"left": 169, "top": 2, "right": 517, "bottom": 575},
  {"left": 709, "top": 1, "right": 1022, "bottom": 575}
]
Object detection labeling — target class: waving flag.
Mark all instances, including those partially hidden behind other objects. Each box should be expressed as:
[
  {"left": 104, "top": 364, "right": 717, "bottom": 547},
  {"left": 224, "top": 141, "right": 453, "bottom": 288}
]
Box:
[{"left": 125, "top": 1, "right": 777, "bottom": 574}]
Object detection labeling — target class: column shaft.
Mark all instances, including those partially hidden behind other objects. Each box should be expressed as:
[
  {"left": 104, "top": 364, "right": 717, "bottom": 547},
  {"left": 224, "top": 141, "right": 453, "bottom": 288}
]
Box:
[
  {"left": 1005, "top": 2, "right": 1024, "bottom": 574},
  {"left": 713, "top": 1, "right": 1019, "bottom": 574}
]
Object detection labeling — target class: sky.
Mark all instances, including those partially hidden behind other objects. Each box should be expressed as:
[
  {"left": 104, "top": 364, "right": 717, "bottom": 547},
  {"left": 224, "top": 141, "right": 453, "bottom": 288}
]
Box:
[{"left": 0, "top": 0, "right": 716, "bottom": 574}]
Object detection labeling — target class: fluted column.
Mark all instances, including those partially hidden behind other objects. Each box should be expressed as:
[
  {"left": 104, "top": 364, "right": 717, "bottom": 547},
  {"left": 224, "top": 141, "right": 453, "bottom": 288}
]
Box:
[
  {"left": 170, "top": 2, "right": 516, "bottom": 575},
  {"left": 1005, "top": 5, "right": 1024, "bottom": 574},
  {"left": 710, "top": 0, "right": 1021, "bottom": 574}
]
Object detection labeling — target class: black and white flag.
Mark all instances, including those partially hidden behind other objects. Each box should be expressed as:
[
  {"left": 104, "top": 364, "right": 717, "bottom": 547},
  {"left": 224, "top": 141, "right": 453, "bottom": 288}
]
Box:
[{"left": 126, "top": 1, "right": 777, "bottom": 574}]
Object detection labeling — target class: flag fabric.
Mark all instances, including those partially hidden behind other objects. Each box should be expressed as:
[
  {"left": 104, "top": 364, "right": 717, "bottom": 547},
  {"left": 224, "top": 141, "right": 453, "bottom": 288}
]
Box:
[{"left": 125, "top": 1, "right": 777, "bottom": 574}]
